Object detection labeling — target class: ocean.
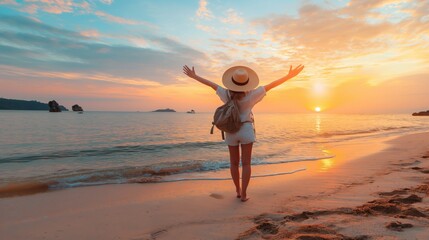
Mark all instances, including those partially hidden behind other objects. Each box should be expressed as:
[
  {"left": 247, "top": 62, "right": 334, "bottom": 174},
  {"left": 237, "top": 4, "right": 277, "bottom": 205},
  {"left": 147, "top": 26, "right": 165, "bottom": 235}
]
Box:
[{"left": 1, "top": 110, "right": 428, "bottom": 190}]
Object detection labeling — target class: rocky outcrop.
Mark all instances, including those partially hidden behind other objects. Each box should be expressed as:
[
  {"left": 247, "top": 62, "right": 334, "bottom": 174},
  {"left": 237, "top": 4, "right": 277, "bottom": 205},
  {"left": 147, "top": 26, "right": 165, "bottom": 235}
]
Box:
[
  {"left": 72, "top": 104, "right": 83, "bottom": 112},
  {"left": 412, "top": 110, "right": 429, "bottom": 116},
  {"left": 48, "top": 100, "right": 62, "bottom": 112},
  {"left": 153, "top": 108, "right": 176, "bottom": 112}
]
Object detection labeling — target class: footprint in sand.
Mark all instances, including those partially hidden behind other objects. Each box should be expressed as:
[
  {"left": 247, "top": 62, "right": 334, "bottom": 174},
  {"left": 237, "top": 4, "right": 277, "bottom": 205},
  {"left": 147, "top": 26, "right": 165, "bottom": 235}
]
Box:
[
  {"left": 210, "top": 193, "right": 224, "bottom": 199},
  {"left": 411, "top": 166, "right": 429, "bottom": 174}
]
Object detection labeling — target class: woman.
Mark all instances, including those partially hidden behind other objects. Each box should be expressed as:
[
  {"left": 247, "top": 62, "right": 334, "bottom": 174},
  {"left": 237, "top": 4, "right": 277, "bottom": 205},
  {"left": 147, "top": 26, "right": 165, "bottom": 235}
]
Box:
[{"left": 183, "top": 64, "right": 304, "bottom": 202}]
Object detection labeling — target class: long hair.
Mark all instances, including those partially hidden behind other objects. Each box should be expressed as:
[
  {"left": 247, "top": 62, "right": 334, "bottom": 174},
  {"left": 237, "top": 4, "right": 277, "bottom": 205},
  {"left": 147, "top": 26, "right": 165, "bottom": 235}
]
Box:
[{"left": 229, "top": 90, "right": 246, "bottom": 100}]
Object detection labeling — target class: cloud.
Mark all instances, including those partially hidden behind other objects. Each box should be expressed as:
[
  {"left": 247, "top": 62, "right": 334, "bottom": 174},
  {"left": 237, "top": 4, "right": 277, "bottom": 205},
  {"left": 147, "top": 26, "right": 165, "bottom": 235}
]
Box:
[
  {"left": 196, "top": 0, "right": 213, "bottom": 19},
  {"left": 0, "top": 15, "right": 82, "bottom": 38},
  {"left": 228, "top": 29, "right": 241, "bottom": 35},
  {"left": 256, "top": 4, "right": 392, "bottom": 60},
  {"left": 80, "top": 29, "right": 100, "bottom": 38},
  {"left": 344, "top": 0, "right": 415, "bottom": 18},
  {"left": 196, "top": 24, "right": 217, "bottom": 34},
  {"left": 19, "top": 0, "right": 91, "bottom": 14},
  {"left": 0, "top": 15, "right": 207, "bottom": 85},
  {"left": 1, "top": 0, "right": 149, "bottom": 27},
  {"left": 0, "top": 65, "right": 161, "bottom": 87},
  {"left": 21, "top": 4, "right": 39, "bottom": 14},
  {"left": 99, "top": 0, "right": 112, "bottom": 4},
  {"left": 0, "top": 0, "right": 18, "bottom": 5},
  {"left": 94, "top": 11, "right": 152, "bottom": 26},
  {"left": 250, "top": 1, "right": 429, "bottom": 89},
  {"left": 220, "top": 8, "right": 243, "bottom": 24}
]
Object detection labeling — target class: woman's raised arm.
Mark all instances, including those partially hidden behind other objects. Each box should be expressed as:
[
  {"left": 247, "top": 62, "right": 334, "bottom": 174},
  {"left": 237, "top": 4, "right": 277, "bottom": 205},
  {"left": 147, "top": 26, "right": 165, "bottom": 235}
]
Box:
[
  {"left": 183, "top": 65, "right": 217, "bottom": 90},
  {"left": 264, "top": 65, "right": 304, "bottom": 92}
]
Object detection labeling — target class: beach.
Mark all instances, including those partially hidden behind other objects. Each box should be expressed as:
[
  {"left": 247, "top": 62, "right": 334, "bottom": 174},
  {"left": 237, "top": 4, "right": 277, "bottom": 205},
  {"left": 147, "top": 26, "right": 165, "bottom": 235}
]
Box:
[{"left": 1, "top": 131, "right": 428, "bottom": 239}]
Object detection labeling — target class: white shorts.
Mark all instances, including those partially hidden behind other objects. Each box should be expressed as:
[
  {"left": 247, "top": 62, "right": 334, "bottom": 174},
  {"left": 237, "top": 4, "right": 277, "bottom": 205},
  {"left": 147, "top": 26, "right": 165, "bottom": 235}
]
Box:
[{"left": 224, "top": 122, "right": 255, "bottom": 146}]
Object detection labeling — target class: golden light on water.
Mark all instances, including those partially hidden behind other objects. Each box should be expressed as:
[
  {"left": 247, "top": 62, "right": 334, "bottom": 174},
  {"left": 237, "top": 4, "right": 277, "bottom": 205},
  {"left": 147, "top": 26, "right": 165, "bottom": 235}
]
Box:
[
  {"left": 320, "top": 158, "right": 334, "bottom": 172},
  {"left": 315, "top": 115, "right": 321, "bottom": 134},
  {"left": 315, "top": 107, "right": 321, "bottom": 112},
  {"left": 320, "top": 150, "right": 334, "bottom": 172}
]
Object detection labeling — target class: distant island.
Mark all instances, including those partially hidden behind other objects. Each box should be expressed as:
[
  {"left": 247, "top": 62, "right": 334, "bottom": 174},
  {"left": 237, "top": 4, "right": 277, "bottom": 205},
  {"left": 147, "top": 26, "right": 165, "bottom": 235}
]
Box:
[
  {"left": 152, "top": 108, "right": 176, "bottom": 112},
  {"left": 0, "top": 98, "right": 68, "bottom": 111},
  {"left": 412, "top": 110, "right": 429, "bottom": 116}
]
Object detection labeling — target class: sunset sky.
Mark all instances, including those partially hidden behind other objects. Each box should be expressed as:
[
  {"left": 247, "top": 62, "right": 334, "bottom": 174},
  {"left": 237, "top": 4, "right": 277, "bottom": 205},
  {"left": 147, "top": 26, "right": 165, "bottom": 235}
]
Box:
[{"left": 0, "top": 0, "right": 428, "bottom": 113}]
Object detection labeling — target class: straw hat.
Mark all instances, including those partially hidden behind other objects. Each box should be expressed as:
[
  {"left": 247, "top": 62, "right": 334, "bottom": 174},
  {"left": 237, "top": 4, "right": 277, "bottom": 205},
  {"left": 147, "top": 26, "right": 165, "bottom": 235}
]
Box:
[{"left": 222, "top": 66, "right": 259, "bottom": 92}]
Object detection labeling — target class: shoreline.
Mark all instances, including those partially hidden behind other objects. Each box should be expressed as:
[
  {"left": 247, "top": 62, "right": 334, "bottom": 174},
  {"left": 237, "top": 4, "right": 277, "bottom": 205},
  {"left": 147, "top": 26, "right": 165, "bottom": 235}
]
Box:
[
  {"left": 0, "top": 129, "right": 397, "bottom": 199},
  {"left": 1, "top": 132, "right": 428, "bottom": 239}
]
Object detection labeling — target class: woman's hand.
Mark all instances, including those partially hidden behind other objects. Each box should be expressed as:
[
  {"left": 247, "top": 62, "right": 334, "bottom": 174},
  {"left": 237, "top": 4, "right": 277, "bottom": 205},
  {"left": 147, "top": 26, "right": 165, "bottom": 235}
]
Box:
[
  {"left": 286, "top": 64, "right": 305, "bottom": 79},
  {"left": 183, "top": 65, "right": 198, "bottom": 79},
  {"left": 182, "top": 65, "right": 217, "bottom": 90},
  {"left": 264, "top": 64, "right": 305, "bottom": 92}
]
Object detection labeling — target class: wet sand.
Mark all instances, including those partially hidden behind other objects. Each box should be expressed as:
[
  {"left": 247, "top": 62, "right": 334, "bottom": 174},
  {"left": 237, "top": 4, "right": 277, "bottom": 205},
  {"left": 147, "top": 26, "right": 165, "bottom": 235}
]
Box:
[{"left": 1, "top": 132, "right": 428, "bottom": 239}]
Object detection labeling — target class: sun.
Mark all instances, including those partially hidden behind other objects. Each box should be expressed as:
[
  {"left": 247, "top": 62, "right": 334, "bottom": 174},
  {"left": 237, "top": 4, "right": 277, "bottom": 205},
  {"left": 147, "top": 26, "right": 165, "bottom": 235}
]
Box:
[{"left": 315, "top": 107, "right": 321, "bottom": 112}]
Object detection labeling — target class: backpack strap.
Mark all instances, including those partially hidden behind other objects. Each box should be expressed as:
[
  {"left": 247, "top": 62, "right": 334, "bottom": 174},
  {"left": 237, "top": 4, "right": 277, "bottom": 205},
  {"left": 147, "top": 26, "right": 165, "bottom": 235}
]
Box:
[
  {"left": 251, "top": 112, "right": 256, "bottom": 137},
  {"left": 210, "top": 123, "right": 225, "bottom": 140}
]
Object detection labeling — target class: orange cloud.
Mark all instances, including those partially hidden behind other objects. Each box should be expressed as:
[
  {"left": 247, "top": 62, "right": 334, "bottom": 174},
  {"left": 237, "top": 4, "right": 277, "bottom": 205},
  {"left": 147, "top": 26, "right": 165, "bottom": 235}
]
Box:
[
  {"left": 94, "top": 11, "right": 151, "bottom": 26},
  {"left": 80, "top": 30, "right": 100, "bottom": 38},
  {"left": 0, "top": 65, "right": 162, "bottom": 87},
  {"left": 196, "top": 0, "right": 214, "bottom": 20},
  {"left": 21, "top": 0, "right": 91, "bottom": 14}
]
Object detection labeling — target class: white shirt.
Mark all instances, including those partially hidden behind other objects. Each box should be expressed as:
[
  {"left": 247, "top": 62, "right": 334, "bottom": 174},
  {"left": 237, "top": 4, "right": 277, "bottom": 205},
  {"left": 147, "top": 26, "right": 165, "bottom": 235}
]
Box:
[{"left": 216, "top": 85, "right": 266, "bottom": 122}]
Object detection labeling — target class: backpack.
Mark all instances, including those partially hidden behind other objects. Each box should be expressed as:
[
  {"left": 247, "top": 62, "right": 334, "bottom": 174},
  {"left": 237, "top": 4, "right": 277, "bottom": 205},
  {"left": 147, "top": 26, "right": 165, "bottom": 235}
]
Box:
[{"left": 210, "top": 91, "right": 242, "bottom": 139}]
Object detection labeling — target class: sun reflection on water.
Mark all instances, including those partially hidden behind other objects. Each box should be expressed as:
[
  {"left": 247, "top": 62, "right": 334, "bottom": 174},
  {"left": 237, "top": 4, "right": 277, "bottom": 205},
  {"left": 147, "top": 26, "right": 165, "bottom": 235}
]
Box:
[
  {"left": 315, "top": 115, "right": 321, "bottom": 134},
  {"left": 319, "top": 150, "right": 334, "bottom": 172}
]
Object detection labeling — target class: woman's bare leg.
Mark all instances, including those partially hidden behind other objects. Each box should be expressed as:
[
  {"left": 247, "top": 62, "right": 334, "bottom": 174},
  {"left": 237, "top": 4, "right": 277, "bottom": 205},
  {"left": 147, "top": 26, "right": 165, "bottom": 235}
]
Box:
[
  {"left": 240, "top": 143, "right": 253, "bottom": 202},
  {"left": 228, "top": 145, "right": 241, "bottom": 197}
]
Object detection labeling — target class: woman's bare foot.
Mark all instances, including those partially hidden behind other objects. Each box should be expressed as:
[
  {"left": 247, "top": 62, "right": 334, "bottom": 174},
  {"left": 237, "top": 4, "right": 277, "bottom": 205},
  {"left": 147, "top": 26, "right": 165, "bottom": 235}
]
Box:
[
  {"left": 236, "top": 189, "right": 241, "bottom": 198},
  {"left": 241, "top": 196, "right": 250, "bottom": 202},
  {"left": 240, "top": 193, "right": 249, "bottom": 202}
]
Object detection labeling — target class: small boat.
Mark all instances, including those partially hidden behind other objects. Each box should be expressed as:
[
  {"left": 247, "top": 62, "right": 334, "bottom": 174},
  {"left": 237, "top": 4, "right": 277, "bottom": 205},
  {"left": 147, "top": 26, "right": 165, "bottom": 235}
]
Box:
[{"left": 187, "top": 109, "right": 195, "bottom": 114}]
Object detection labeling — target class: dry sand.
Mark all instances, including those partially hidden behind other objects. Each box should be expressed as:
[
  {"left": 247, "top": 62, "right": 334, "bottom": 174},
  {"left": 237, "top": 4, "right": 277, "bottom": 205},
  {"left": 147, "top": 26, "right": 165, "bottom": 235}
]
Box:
[{"left": 1, "top": 132, "right": 429, "bottom": 240}]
